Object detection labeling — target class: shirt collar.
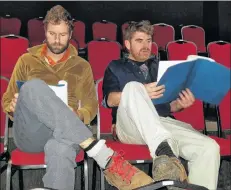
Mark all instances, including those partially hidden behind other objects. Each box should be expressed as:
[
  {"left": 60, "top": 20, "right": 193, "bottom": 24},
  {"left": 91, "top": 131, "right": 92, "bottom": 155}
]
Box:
[{"left": 41, "top": 44, "right": 70, "bottom": 66}]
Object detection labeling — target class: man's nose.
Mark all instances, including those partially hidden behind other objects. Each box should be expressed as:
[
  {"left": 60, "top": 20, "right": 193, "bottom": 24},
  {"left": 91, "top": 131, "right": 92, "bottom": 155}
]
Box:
[
  {"left": 54, "top": 35, "right": 61, "bottom": 43},
  {"left": 143, "top": 41, "right": 149, "bottom": 48}
]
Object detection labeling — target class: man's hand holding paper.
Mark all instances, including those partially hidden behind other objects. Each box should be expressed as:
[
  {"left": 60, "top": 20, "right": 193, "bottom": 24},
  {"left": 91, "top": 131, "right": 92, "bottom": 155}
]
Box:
[{"left": 146, "top": 80, "right": 196, "bottom": 112}]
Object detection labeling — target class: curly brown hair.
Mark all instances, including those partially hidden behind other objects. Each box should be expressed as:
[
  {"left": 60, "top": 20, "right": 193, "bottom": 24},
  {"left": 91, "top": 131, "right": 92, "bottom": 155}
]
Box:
[
  {"left": 43, "top": 5, "right": 74, "bottom": 32},
  {"left": 124, "top": 20, "right": 154, "bottom": 41}
]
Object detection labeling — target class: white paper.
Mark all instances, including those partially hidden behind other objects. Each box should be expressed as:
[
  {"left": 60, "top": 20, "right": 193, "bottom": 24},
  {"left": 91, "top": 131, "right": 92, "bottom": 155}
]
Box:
[
  {"left": 48, "top": 80, "right": 68, "bottom": 105},
  {"left": 187, "top": 55, "right": 215, "bottom": 62},
  {"left": 162, "top": 181, "right": 174, "bottom": 186},
  {"left": 157, "top": 60, "right": 185, "bottom": 82}
]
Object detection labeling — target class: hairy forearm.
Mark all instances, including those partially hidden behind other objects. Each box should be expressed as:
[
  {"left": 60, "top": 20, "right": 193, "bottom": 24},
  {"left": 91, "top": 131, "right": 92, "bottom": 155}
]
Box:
[{"left": 107, "top": 92, "right": 122, "bottom": 107}]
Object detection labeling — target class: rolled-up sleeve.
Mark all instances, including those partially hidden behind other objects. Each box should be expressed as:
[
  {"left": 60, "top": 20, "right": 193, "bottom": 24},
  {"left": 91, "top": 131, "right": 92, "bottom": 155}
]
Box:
[
  {"left": 102, "top": 65, "right": 121, "bottom": 108},
  {"left": 155, "top": 103, "right": 171, "bottom": 117}
]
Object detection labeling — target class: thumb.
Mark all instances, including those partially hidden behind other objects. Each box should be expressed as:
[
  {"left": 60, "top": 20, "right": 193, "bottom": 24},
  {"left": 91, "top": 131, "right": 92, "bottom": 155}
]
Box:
[
  {"left": 150, "top": 82, "right": 157, "bottom": 87},
  {"left": 14, "top": 93, "right": 19, "bottom": 99}
]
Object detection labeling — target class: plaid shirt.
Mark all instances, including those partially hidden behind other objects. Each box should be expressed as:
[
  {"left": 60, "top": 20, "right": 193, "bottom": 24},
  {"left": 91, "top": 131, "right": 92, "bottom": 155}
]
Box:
[{"left": 139, "top": 63, "right": 149, "bottom": 80}]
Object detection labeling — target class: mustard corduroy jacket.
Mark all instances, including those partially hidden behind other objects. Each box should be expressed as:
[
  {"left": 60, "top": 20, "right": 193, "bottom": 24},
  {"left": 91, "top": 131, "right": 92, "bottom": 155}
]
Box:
[{"left": 1, "top": 44, "right": 98, "bottom": 124}]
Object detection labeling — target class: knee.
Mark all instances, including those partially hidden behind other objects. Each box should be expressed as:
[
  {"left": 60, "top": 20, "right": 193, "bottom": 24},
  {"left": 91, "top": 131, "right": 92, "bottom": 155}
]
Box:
[
  {"left": 124, "top": 81, "right": 144, "bottom": 91},
  {"left": 204, "top": 138, "right": 220, "bottom": 157},
  {"left": 20, "top": 79, "right": 46, "bottom": 95}
]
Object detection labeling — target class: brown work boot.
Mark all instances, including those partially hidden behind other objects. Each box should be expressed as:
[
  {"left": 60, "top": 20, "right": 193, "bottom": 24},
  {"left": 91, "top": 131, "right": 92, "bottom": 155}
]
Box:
[
  {"left": 152, "top": 155, "right": 188, "bottom": 183},
  {"left": 103, "top": 152, "right": 154, "bottom": 190}
]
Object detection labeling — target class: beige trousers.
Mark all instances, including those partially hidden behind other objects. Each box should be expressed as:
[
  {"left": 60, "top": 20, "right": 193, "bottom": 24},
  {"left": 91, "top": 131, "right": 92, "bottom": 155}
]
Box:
[{"left": 116, "top": 81, "right": 220, "bottom": 190}]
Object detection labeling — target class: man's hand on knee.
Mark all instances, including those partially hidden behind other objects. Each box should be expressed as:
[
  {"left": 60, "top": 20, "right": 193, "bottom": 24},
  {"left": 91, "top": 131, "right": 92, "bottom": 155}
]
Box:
[{"left": 9, "top": 93, "right": 19, "bottom": 113}]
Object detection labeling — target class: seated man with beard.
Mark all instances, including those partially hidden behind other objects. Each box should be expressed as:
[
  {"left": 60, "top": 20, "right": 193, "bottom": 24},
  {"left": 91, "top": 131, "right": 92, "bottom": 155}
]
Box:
[
  {"left": 102, "top": 20, "right": 220, "bottom": 190},
  {"left": 1, "top": 6, "right": 154, "bottom": 190}
]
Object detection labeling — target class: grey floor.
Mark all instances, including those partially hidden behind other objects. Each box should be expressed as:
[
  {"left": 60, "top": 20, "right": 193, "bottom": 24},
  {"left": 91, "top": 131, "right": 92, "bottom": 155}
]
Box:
[{"left": 1, "top": 121, "right": 231, "bottom": 190}]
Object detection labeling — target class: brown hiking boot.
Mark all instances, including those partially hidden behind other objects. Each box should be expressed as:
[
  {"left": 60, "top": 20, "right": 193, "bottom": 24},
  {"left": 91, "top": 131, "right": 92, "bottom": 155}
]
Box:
[
  {"left": 103, "top": 152, "right": 154, "bottom": 190},
  {"left": 152, "top": 155, "right": 188, "bottom": 183}
]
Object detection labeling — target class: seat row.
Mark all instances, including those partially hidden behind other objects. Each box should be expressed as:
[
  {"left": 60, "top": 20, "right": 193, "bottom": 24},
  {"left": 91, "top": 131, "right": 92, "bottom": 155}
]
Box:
[
  {"left": 1, "top": 34, "right": 230, "bottom": 82},
  {"left": 0, "top": 74, "right": 230, "bottom": 189},
  {"left": 0, "top": 35, "right": 230, "bottom": 190},
  {"left": 1, "top": 16, "right": 208, "bottom": 52}
]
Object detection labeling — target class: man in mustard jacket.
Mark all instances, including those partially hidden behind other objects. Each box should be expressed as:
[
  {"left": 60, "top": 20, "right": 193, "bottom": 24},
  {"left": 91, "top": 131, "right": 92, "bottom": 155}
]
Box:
[{"left": 1, "top": 5, "right": 154, "bottom": 190}]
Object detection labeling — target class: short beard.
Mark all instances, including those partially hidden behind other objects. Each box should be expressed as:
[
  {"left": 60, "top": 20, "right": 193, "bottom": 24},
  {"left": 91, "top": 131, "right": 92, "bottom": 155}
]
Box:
[{"left": 46, "top": 41, "right": 69, "bottom": 54}]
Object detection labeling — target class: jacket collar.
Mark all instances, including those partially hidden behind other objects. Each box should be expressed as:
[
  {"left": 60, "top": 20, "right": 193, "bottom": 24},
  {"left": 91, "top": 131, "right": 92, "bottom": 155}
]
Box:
[{"left": 27, "top": 43, "right": 78, "bottom": 60}]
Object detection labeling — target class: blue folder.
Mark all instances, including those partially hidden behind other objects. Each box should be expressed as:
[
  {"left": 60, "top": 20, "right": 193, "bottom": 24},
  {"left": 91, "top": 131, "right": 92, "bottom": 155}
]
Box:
[
  {"left": 16, "top": 81, "right": 26, "bottom": 90},
  {"left": 152, "top": 58, "right": 231, "bottom": 105}
]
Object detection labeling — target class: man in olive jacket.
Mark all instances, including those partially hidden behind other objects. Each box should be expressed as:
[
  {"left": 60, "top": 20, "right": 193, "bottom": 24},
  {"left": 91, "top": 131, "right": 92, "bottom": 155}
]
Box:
[{"left": 1, "top": 5, "right": 154, "bottom": 190}]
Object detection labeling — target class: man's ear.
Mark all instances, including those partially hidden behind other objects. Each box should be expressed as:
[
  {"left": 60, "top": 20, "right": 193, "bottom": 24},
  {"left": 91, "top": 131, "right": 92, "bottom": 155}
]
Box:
[
  {"left": 44, "top": 25, "right": 47, "bottom": 33},
  {"left": 43, "top": 26, "right": 47, "bottom": 43},
  {"left": 124, "top": 40, "right": 131, "bottom": 51}
]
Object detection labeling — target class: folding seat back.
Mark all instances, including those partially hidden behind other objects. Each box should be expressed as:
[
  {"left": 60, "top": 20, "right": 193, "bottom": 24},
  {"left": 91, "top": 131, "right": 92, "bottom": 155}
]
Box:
[
  {"left": 92, "top": 20, "right": 117, "bottom": 41},
  {"left": 207, "top": 41, "right": 231, "bottom": 68},
  {"left": 167, "top": 40, "right": 197, "bottom": 60},
  {"left": 0, "top": 76, "right": 9, "bottom": 171},
  {"left": 121, "top": 22, "right": 130, "bottom": 36},
  {"left": 87, "top": 39, "right": 121, "bottom": 81},
  {"left": 218, "top": 90, "right": 230, "bottom": 131},
  {"left": 121, "top": 21, "right": 133, "bottom": 49},
  {"left": 73, "top": 20, "right": 86, "bottom": 49},
  {"left": 153, "top": 23, "right": 175, "bottom": 51},
  {"left": 181, "top": 25, "right": 206, "bottom": 52},
  {"left": 96, "top": 78, "right": 113, "bottom": 138},
  {"left": 70, "top": 38, "right": 79, "bottom": 50},
  {"left": 151, "top": 42, "right": 158, "bottom": 57},
  {"left": 0, "top": 35, "right": 29, "bottom": 77},
  {"left": 0, "top": 76, "right": 9, "bottom": 139},
  {"left": 0, "top": 16, "right": 21, "bottom": 35},
  {"left": 27, "top": 17, "right": 45, "bottom": 47}
]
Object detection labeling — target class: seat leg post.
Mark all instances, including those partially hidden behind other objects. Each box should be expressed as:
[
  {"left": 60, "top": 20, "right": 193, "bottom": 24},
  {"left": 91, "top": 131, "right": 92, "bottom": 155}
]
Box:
[
  {"left": 6, "top": 160, "right": 12, "bottom": 190},
  {"left": 92, "top": 161, "right": 97, "bottom": 190},
  {"left": 18, "top": 169, "right": 24, "bottom": 190},
  {"left": 84, "top": 158, "right": 89, "bottom": 190},
  {"left": 100, "top": 169, "right": 105, "bottom": 190},
  {"left": 148, "top": 163, "right": 153, "bottom": 177},
  {"left": 80, "top": 164, "right": 84, "bottom": 190}
]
